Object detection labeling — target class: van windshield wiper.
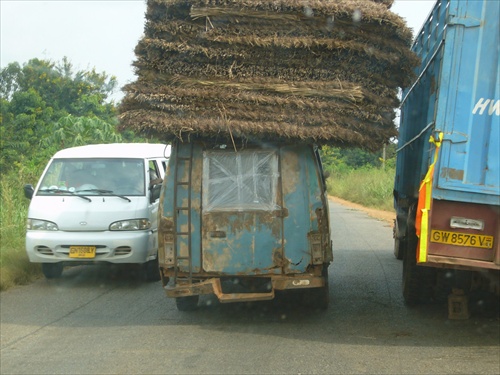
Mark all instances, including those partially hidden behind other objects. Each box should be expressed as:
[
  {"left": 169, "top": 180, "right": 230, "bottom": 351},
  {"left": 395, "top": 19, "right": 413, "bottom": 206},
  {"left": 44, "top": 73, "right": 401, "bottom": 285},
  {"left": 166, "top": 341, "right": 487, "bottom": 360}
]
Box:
[
  {"left": 38, "top": 188, "right": 91, "bottom": 202},
  {"left": 77, "top": 189, "right": 131, "bottom": 202}
]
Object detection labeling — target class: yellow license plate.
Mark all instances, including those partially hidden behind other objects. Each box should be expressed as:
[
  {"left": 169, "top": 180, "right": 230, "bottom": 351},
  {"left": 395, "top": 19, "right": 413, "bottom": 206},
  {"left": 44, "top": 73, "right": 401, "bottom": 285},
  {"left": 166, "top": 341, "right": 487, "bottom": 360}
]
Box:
[
  {"left": 430, "top": 230, "right": 494, "bottom": 249},
  {"left": 69, "top": 246, "right": 96, "bottom": 258}
]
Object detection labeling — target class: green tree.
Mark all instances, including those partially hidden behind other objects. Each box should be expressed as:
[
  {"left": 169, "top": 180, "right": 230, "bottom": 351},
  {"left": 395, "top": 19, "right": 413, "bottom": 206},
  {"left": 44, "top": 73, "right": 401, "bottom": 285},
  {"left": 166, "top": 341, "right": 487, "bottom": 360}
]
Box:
[
  {"left": 320, "top": 146, "right": 381, "bottom": 173},
  {"left": 1, "top": 58, "right": 117, "bottom": 119},
  {"left": 0, "top": 58, "right": 119, "bottom": 172},
  {"left": 41, "top": 115, "right": 122, "bottom": 153},
  {"left": 0, "top": 88, "right": 55, "bottom": 169}
]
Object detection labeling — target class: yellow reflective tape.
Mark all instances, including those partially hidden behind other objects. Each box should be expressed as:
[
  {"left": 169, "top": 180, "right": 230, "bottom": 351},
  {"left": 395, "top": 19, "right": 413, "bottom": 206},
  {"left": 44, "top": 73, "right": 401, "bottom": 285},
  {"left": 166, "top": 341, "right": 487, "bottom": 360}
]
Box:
[
  {"left": 419, "top": 209, "right": 429, "bottom": 262},
  {"left": 417, "top": 132, "right": 443, "bottom": 263}
]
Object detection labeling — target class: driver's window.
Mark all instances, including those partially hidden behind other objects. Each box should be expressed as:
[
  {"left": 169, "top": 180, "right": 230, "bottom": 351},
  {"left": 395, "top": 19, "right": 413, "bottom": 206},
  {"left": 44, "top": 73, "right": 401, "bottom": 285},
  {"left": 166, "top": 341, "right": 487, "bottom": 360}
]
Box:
[
  {"left": 148, "top": 160, "right": 162, "bottom": 187},
  {"left": 114, "top": 161, "right": 145, "bottom": 196}
]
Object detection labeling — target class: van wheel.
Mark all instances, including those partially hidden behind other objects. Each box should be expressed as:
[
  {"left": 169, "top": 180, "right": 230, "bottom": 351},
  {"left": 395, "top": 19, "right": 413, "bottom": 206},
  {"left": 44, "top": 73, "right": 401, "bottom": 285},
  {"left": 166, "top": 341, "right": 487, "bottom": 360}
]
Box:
[
  {"left": 144, "top": 257, "right": 161, "bottom": 282},
  {"left": 175, "top": 295, "right": 199, "bottom": 311},
  {"left": 42, "top": 263, "right": 63, "bottom": 279}
]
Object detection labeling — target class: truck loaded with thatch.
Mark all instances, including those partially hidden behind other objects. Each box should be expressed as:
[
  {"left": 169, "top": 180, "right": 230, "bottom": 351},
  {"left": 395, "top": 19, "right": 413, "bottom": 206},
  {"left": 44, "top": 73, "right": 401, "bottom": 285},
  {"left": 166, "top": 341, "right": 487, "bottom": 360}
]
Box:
[
  {"left": 119, "top": 0, "right": 418, "bottom": 151},
  {"left": 118, "top": 0, "right": 420, "bottom": 311}
]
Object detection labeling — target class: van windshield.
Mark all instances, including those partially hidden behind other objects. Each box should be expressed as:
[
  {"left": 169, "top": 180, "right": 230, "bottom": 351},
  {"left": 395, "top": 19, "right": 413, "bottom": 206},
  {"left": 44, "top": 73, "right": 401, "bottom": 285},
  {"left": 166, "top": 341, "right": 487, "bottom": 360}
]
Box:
[{"left": 37, "top": 158, "right": 146, "bottom": 196}]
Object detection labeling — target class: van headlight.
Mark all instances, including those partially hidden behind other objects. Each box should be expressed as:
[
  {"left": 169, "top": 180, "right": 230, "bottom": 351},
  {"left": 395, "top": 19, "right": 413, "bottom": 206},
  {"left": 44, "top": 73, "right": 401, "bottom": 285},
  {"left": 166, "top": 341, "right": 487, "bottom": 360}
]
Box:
[
  {"left": 27, "top": 219, "right": 59, "bottom": 231},
  {"left": 109, "top": 219, "right": 151, "bottom": 231}
]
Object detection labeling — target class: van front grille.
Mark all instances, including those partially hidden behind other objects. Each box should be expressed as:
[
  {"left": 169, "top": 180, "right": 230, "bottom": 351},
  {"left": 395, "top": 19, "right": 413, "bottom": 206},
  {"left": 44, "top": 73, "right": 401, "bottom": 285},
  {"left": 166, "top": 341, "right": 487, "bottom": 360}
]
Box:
[
  {"left": 114, "top": 247, "right": 132, "bottom": 256},
  {"left": 36, "top": 246, "right": 54, "bottom": 256}
]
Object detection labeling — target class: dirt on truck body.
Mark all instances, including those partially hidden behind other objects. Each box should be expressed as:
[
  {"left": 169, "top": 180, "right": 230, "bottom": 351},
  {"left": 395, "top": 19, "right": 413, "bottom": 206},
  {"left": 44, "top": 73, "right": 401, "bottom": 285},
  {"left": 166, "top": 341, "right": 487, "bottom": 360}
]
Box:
[{"left": 158, "top": 140, "right": 332, "bottom": 311}]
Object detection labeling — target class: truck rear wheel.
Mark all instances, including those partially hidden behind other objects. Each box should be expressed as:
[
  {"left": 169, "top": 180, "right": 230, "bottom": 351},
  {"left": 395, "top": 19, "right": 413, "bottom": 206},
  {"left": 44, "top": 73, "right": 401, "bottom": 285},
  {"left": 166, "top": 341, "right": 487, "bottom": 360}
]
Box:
[
  {"left": 402, "top": 207, "right": 433, "bottom": 305},
  {"left": 317, "top": 265, "right": 330, "bottom": 310},
  {"left": 303, "top": 265, "right": 330, "bottom": 310},
  {"left": 175, "top": 295, "right": 199, "bottom": 311},
  {"left": 393, "top": 219, "right": 405, "bottom": 260},
  {"left": 42, "top": 263, "right": 63, "bottom": 279}
]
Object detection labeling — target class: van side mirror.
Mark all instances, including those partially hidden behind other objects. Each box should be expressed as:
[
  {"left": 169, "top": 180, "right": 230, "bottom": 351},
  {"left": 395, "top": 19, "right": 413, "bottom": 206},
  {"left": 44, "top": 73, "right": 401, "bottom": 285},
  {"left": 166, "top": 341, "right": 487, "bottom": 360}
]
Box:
[
  {"left": 24, "top": 184, "right": 34, "bottom": 200},
  {"left": 149, "top": 182, "right": 162, "bottom": 203}
]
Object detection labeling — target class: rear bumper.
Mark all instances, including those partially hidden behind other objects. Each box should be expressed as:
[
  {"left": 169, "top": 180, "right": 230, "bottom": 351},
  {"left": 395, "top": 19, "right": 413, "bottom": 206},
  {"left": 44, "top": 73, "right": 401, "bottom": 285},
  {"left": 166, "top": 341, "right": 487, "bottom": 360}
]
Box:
[
  {"left": 423, "top": 255, "right": 500, "bottom": 271},
  {"left": 163, "top": 274, "right": 326, "bottom": 303}
]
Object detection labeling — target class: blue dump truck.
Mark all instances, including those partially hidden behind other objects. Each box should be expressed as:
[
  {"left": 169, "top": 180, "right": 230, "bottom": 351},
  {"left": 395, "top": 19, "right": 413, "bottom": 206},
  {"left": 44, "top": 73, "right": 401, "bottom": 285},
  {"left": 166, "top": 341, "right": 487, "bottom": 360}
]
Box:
[
  {"left": 394, "top": 0, "right": 499, "bottom": 316},
  {"left": 158, "top": 140, "right": 332, "bottom": 311}
]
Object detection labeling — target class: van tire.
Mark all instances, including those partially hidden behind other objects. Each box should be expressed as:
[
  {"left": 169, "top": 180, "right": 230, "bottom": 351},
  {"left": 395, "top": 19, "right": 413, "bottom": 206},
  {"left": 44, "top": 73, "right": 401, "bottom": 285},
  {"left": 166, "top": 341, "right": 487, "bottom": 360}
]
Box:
[
  {"left": 144, "top": 257, "right": 161, "bottom": 282},
  {"left": 176, "top": 295, "right": 199, "bottom": 311},
  {"left": 42, "top": 263, "right": 63, "bottom": 279}
]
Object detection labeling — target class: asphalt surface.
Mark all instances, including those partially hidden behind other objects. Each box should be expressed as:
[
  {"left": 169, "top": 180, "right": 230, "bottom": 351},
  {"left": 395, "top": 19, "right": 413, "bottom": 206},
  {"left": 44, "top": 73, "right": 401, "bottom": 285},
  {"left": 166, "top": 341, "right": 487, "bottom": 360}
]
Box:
[{"left": 1, "top": 200, "right": 499, "bottom": 374}]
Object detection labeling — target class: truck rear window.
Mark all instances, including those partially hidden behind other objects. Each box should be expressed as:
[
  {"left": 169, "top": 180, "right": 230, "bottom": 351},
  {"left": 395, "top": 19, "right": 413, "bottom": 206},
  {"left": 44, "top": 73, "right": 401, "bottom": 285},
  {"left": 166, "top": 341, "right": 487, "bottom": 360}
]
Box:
[{"left": 202, "top": 150, "right": 279, "bottom": 212}]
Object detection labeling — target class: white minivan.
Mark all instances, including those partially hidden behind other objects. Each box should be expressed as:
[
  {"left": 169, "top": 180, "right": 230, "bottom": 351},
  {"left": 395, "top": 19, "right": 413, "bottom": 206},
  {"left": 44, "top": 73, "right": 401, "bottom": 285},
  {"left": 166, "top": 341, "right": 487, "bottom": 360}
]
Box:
[{"left": 24, "top": 143, "right": 170, "bottom": 280}]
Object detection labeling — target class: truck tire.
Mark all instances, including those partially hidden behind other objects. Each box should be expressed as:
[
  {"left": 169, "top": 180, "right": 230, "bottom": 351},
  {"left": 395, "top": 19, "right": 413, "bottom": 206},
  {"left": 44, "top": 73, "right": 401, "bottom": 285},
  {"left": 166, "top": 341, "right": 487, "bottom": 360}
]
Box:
[
  {"left": 393, "top": 219, "right": 405, "bottom": 260},
  {"left": 176, "top": 295, "right": 199, "bottom": 311},
  {"left": 304, "top": 265, "right": 330, "bottom": 310},
  {"left": 402, "top": 206, "right": 433, "bottom": 305},
  {"left": 42, "top": 263, "right": 63, "bottom": 279},
  {"left": 315, "top": 265, "right": 330, "bottom": 310}
]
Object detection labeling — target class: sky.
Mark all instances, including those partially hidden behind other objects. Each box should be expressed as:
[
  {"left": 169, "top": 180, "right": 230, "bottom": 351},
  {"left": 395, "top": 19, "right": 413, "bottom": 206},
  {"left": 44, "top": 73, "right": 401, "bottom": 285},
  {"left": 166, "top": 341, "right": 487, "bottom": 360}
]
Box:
[{"left": 1, "top": 0, "right": 436, "bottom": 101}]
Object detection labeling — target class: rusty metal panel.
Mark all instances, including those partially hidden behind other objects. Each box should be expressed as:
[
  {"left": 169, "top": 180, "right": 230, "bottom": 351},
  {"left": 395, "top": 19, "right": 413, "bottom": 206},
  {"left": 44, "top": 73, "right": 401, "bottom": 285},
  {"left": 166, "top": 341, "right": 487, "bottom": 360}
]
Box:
[
  {"left": 159, "top": 141, "right": 202, "bottom": 273},
  {"left": 281, "top": 145, "right": 328, "bottom": 272},
  {"left": 160, "top": 141, "right": 333, "bottom": 288},
  {"left": 201, "top": 147, "right": 283, "bottom": 274}
]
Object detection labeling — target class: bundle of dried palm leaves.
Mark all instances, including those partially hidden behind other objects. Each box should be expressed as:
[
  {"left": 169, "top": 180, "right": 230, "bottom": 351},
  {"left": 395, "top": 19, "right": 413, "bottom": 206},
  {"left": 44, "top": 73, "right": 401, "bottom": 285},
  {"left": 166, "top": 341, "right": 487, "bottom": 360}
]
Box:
[{"left": 119, "top": 0, "right": 418, "bottom": 150}]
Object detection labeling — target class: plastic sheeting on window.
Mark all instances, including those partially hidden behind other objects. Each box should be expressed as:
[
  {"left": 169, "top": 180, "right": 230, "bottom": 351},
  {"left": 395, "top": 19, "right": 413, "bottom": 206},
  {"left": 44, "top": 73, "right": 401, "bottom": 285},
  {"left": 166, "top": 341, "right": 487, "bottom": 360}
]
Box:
[{"left": 203, "top": 150, "right": 280, "bottom": 212}]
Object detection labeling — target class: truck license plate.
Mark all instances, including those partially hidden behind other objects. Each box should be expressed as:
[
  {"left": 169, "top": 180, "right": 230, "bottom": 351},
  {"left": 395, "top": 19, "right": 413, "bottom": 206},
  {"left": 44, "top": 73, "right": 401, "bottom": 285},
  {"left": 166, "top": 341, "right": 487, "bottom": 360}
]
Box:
[
  {"left": 69, "top": 246, "right": 96, "bottom": 258},
  {"left": 430, "top": 230, "right": 494, "bottom": 249}
]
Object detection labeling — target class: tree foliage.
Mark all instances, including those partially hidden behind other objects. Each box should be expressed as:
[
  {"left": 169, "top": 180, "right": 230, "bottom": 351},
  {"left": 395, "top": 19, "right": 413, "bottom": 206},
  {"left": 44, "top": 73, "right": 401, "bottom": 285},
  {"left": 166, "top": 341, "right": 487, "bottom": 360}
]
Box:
[{"left": 0, "top": 58, "right": 120, "bottom": 172}]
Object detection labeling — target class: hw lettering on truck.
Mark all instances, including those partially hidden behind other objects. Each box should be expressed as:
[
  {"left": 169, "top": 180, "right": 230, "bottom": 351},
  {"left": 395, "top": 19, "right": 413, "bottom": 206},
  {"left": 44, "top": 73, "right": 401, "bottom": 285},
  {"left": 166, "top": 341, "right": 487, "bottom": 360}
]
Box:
[
  {"left": 472, "top": 98, "right": 500, "bottom": 116},
  {"left": 430, "top": 229, "right": 494, "bottom": 249}
]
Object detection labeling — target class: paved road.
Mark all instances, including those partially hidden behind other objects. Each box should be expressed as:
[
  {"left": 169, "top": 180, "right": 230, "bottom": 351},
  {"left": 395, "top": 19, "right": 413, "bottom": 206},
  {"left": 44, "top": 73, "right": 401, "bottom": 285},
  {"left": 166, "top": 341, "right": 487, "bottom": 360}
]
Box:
[{"left": 1, "top": 200, "right": 499, "bottom": 374}]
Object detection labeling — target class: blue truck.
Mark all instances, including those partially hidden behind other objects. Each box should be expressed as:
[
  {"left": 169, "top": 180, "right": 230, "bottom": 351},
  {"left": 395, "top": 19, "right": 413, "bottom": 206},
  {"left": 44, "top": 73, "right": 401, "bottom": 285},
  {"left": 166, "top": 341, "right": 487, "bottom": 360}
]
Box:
[
  {"left": 394, "top": 0, "right": 499, "bottom": 314},
  {"left": 158, "top": 140, "right": 332, "bottom": 311}
]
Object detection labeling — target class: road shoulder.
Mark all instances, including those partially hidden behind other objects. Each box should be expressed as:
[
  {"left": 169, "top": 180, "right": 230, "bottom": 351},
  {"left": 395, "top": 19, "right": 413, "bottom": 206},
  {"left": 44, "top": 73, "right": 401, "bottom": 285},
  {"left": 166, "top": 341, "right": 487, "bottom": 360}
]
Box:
[{"left": 329, "top": 196, "right": 394, "bottom": 224}]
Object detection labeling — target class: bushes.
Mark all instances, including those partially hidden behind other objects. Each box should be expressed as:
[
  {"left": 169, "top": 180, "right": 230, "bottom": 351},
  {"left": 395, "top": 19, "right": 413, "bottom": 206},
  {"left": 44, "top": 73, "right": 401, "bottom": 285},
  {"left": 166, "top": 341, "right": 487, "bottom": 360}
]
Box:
[
  {"left": 0, "top": 165, "right": 43, "bottom": 290},
  {"left": 326, "top": 166, "right": 394, "bottom": 212},
  {"left": 321, "top": 145, "right": 395, "bottom": 211}
]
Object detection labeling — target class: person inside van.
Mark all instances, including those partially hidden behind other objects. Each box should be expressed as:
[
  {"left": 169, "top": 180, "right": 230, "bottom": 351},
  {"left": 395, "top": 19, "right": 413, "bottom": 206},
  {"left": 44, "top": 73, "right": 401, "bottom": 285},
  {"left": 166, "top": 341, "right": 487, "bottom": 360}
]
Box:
[
  {"left": 110, "top": 163, "right": 145, "bottom": 195},
  {"left": 149, "top": 168, "right": 163, "bottom": 188},
  {"left": 69, "top": 168, "right": 100, "bottom": 191}
]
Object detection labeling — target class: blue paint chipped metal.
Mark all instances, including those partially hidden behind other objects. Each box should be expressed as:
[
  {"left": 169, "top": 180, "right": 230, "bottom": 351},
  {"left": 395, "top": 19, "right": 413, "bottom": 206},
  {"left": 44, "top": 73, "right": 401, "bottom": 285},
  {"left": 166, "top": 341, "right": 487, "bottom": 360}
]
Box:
[{"left": 158, "top": 140, "right": 332, "bottom": 310}]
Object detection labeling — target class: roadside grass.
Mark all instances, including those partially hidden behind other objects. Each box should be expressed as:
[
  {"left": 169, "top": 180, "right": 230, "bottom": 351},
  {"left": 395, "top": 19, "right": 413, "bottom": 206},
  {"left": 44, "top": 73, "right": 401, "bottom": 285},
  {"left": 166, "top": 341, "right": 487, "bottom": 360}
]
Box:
[
  {"left": 326, "top": 166, "right": 394, "bottom": 212},
  {"left": 1, "top": 168, "right": 42, "bottom": 291}
]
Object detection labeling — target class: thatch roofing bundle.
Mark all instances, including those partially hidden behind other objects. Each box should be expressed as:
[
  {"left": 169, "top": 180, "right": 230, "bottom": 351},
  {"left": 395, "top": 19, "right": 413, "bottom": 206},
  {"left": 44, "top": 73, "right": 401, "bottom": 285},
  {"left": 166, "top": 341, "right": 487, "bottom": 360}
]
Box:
[{"left": 119, "top": 0, "right": 418, "bottom": 150}]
